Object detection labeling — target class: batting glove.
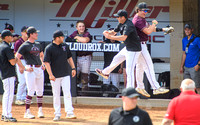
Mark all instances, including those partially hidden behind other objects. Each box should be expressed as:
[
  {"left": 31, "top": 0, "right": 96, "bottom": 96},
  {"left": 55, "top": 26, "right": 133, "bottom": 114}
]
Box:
[{"left": 163, "top": 26, "right": 174, "bottom": 35}]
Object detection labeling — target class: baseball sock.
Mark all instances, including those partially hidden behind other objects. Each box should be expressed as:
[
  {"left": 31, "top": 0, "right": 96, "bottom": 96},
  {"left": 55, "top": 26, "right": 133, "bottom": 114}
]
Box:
[
  {"left": 25, "top": 95, "right": 32, "bottom": 110},
  {"left": 37, "top": 96, "right": 43, "bottom": 108}
]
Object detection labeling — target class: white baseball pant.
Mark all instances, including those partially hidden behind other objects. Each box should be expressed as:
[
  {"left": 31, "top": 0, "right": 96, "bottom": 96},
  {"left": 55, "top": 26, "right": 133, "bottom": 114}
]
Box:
[
  {"left": 2, "top": 76, "right": 15, "bottom": 117},
  {"left": 77, "top": 55, "right": 92, "bottom": 75},
  {"left": 24, "top": 65, "right": 44, "bottom": 97},
  {"left": 16, "top": 59, "right": 27, "bottom": 100},
  {"left": 102, "top": 47, "right": 141, "bottom": 88},
  {"left": 50, "top": 76, "right": 74, "bottom": 117},
  {"left": 103, "top": 73, "right": 120, "bottom": 88},
  {"left": 136, "top": 43, "right": 160, "bottom": 89}
]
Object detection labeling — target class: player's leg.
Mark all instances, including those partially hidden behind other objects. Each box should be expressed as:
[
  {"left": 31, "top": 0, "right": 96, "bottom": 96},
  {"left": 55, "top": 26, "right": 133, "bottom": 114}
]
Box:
[
  {"left": 2, "top": 77, "right": 16, "bottom": 122},
  {"left": 140, "top": 44, "right": 160, "bottom": 89},
  {"left": 141, "top": 45, "right": 169, "bottom": 95},
  {"left": 126, "top": 50, "right": 140, "bottom": 88},
  {"left": 24, "top": 67, "right": 36, "bottom": 119},
  {"left": 110, "top": 73, "right": 120, "bottom": 88},
  {"left": 61, "top": 76, "right": 76, "bottom": 119},
  {"left": 80, "top": 55, "right": 92, "bottom": 91},
  {"left": 15, "top": 60, "right": 26, "bottom": 105},
  {"left": 189, "top": 67, "right": 200, "bottom": 94},
  {"left": 135, "top": 53, "right": 151, "bottom": 97},
  {"left": 51, "top": 77, "right": 62, "bottom": 121},
  {"left": 136, "top": 54, "right": 145, "bottom": 89},
  {"left": 101, "top": 47, "right": 126, "bottom": 75},
  {"left": 35, "top": 67, "right": 44, "bottom": 118}
]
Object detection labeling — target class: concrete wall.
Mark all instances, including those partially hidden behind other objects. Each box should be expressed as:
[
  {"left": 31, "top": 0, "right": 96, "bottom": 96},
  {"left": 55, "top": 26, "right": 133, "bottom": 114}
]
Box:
[{"left": 170, "top": 0, "right": 199, "bottom": 89}]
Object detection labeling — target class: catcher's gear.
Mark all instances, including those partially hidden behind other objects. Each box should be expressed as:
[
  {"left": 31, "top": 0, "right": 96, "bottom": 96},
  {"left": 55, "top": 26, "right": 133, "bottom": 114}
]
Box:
[{"left": 163, "top": 25, "right": 174, "bottom": 35}]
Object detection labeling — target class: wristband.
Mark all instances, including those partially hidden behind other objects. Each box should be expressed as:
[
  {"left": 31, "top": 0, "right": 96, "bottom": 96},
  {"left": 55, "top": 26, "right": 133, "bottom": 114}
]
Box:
[
  {"left": 156, "top": 28, "right": 163, "bottom": 32},
  {"left": 153, "top": 22, "right": 157, "bottom": 25},
  {"left": 72, "top": 68, "right": 76, "bottom": 70},
  {"left": 198, "top": 64, "right": 200, "bottom": 66}
]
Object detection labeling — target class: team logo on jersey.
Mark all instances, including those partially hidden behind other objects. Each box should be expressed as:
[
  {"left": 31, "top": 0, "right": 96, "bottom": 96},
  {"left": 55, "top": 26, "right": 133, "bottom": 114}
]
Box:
[
  {"left": 133, "top": 116, "right": 140, "bottom": 123},
  {"left": 30, "top": 45, "right": 40, "bottom": 56},
  {"left": 62, "top": 46, "right": 66, "bottom": 51}
]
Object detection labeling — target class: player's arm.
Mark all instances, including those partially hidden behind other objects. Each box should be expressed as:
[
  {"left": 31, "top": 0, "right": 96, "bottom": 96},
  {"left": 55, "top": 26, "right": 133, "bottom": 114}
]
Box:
[
  {"left": 44, "top": 62, "right": 56, "bottom": 81},
  {"left": 142, "top": 20, "right": 157, "bottom": 35},
  {"left": 40, "top": 52, "right": 45, "bottom": 70},
  {"left": 9, "top": 57, "right": 18, "bottom": 66},
  {"left": 15, "top": 52, "right": 25, "bottom": 73},
  {"left": 67, "top": 57, "right": 76, "bottom": 77},
  {"left": 103, "top": 31, "right": 127, "bottom": 41},
  {"left": 161, "top": 118, "right": 173, "bottom": 125},
  {"left": 180, "top": 51, "right": 186, "bottom": 74},
  {"left": 74, "top": 36, "right": 90, "bottom": 43}
]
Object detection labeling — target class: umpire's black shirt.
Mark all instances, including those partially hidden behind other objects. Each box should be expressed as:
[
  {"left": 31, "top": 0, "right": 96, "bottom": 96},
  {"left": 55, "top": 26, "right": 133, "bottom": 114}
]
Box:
[
  {"left": 108, "top": 106, "right": 152, "bottom": 125},
  {"left": 0, "top": 41, "right": 16, "bottom": 80},
  {"left": 43, "top": 43, "right": 72, "bottom": 78},
  {"left": 114, "top": 19, "right": 141, "bottom": 51}
]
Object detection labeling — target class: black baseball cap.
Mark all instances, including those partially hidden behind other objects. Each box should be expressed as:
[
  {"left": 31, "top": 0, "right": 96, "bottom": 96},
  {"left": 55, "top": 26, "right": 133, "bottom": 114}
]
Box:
[
  {"left": 1, "top": 30, "right": 13, "bottom": 38},
  {"left": 122, "top": 87, "right": 139, "bottom": 98},
  {"left": 184, "top": 24, "right": 192, "bottom": 29},
  {"left": 113, "top": 9, "right": 128, "bottom": 18},
  {"left": 137, "top": 2, "right": 150, "bottom": 10},
  {"left": 27, "top": 26, "right": 40, "bottom": 34},
  {"left": 21, "top": 26, "right": 28, "bottom": 32},
  {"left": 53, "top": 30, "right": 64, "bottom": 39},
  {"left": 4, "top": 23, "right": 14, "bottom": 31}
]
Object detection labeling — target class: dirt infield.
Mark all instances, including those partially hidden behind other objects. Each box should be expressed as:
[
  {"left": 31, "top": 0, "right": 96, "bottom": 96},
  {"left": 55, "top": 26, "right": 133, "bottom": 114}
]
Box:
[{"left": 0, "top": 103, "right": 167, "bottom": 125}]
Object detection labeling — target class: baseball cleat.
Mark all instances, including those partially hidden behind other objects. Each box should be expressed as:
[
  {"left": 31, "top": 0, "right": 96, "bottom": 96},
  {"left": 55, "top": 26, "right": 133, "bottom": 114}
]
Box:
[
  {"left": 153, "top": 88, "right": 169, "bottom": 95},
  {"left": 53, "top": 116, "right": 60, "bottom": 121},
  {"left": 95, "top": 68, "right": 109, "bottom": 79},
  {"left": 136, "top": 88, "right": 150, "bottom": 97},
  {"left": 15, "top": 100, "right": 25, "bottom": 105},
  {"left": 38, "top": 111, "right": 45, "bottom": 118},
  {"left": 24, "top": 111, "right": 35, "bottom": 119},
  {"left": 66, "top": 112, "right": 77, "bottom": 119},
  {"left": 4, "top": 117, "right": 17, "bottom": 122},
  {"left": 1, "top": 115, "right": 4, "bottom": 121}
]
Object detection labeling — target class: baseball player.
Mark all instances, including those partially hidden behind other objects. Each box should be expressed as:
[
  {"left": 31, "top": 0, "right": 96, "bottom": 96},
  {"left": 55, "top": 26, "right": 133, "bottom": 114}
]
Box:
[
  {"left": 14, "top": 26, "right": 28, "bottom": 105},
  {"left": 132, "top": 2, "right": 173, "bottom": 97},
  {"left": 0, "top": 30, "right": 17, "bottom": 122},
  {"left": 96, "top": 9, "right": 141, "bottom": 88},
  {"left": 15, "top": 26, "right": 45, "bottom": 119},
  {"left": 44, "top": 30, "right": 76, "bottom": 121}
]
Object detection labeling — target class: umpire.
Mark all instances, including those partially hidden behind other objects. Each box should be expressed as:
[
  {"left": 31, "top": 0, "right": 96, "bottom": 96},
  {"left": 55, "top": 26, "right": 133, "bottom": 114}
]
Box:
[
  {"left": 108, "top": 87, "right": 152, "bottom": 125},
  {"left": 44, "top": 30, "right": 76, "bottom": 121}
]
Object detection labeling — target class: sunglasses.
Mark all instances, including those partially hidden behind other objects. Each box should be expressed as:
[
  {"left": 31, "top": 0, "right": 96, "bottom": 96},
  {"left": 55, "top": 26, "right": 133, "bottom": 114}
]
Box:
[{"left": 141, "top": 10, "right": 148, "bottom": 13}]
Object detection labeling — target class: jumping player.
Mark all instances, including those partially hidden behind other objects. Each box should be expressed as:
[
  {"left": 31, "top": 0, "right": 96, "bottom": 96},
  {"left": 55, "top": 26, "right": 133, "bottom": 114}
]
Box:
[
  {"left": 15, "top": 26, "right": 45, "bottom": 119},
  {"left": 96, "top": 9, "right": 141, "bottom": 88},
  {"left": 44, "top": 30, "right": 77, "bottom": 121},
  {"left": 0, "top": 30, "right": 17, "bottom": 122},
  {"left": 132, "top": 2, "right": 170, "bottom": 97},
  {"left": 14, "top": 26, "right": 28, "bottom": 105}
]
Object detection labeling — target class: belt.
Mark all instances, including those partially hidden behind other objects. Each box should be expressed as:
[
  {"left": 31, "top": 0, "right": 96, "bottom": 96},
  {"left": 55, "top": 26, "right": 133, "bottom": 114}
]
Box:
[
  {"left": 141, "top": 41, "right": 146, "bottom": 44},
  {"left": 30, "top": 64, "right": 41, "bottom": 67}
]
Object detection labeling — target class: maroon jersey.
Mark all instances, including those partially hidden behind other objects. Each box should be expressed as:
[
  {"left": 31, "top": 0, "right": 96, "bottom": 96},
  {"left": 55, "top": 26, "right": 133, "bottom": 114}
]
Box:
[{"left": 132, "top": 14, "right": 149, "bottom": 42}]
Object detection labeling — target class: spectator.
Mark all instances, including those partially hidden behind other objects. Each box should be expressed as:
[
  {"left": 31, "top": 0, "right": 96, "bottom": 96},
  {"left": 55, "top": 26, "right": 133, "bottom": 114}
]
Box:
[
  {"left": 14, "top": 26, "right": 28, "bottom": 105},
  {"left": 0, "top": 30, "right": 18, "bottom": 122},
  {"left": 161, "top": 79, "right": 200, "bottom": 125},
  {"left": 180, "top": 24, "right": 200, "bottom": 94},
  {"left": 108, "top": 87, "right": 152, "bottom": 125},
  {"left": 68, "top": 21, "right": 93, "bottom": 91}
]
